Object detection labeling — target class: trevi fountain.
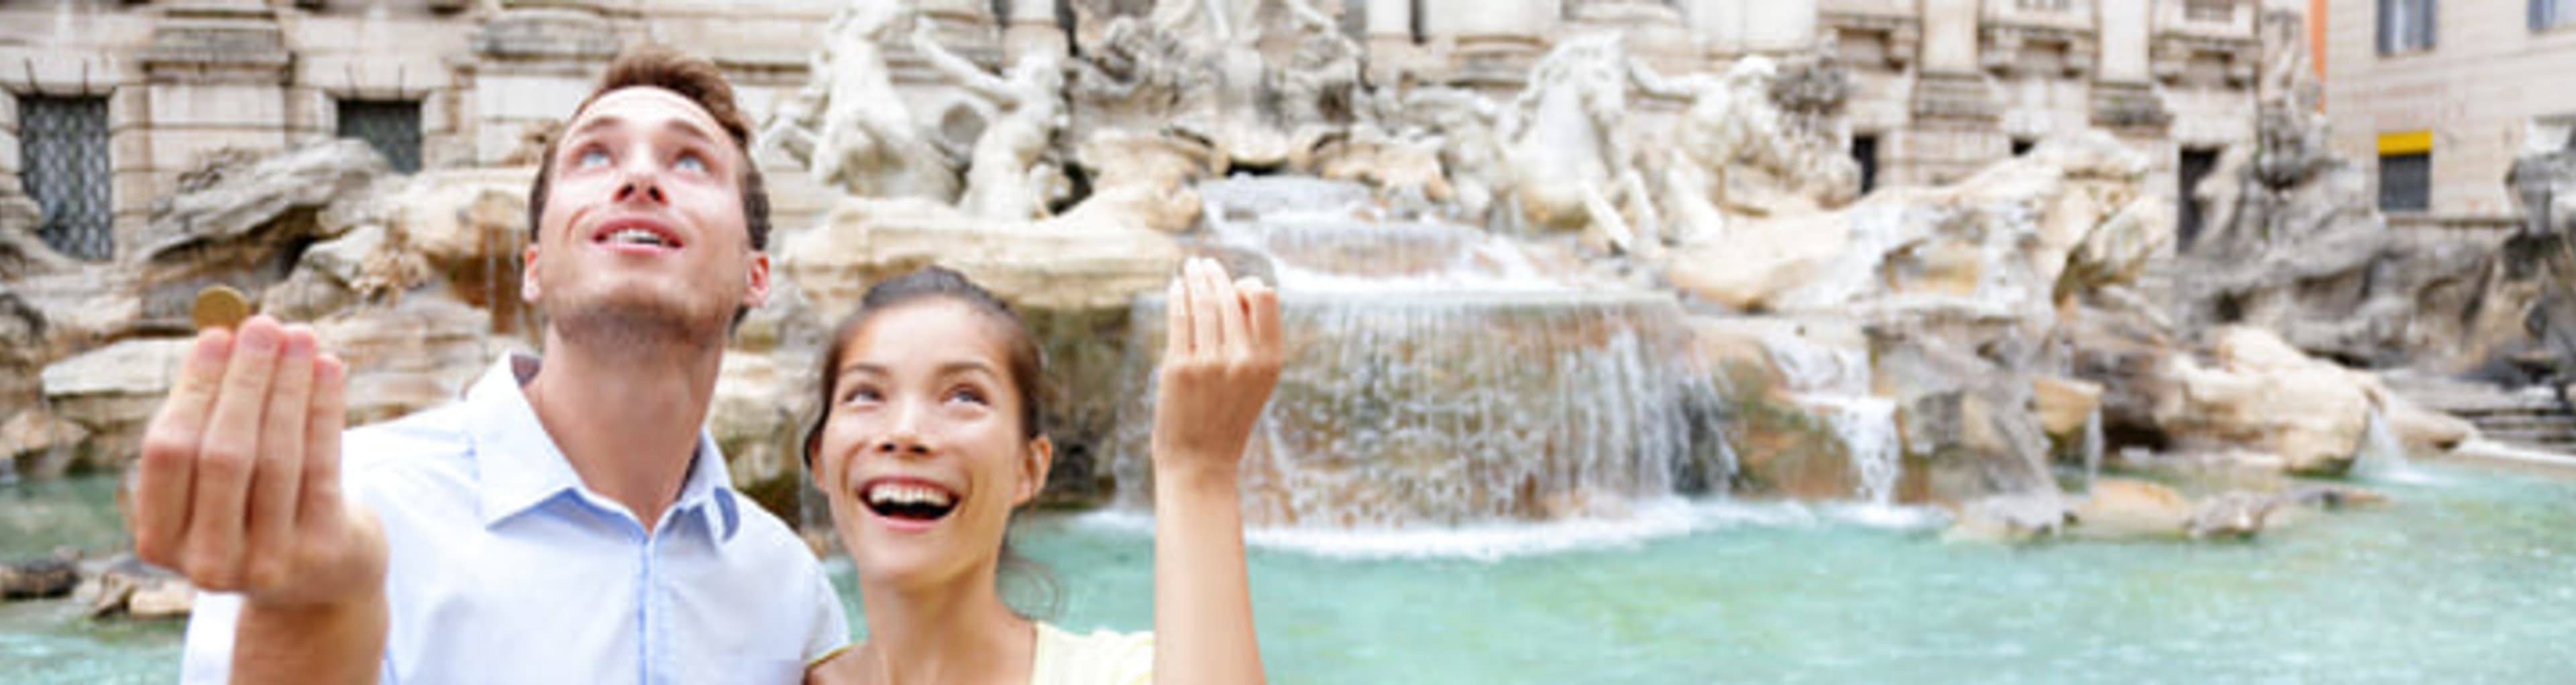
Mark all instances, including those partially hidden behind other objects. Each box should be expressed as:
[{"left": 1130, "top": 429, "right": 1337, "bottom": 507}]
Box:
[{"left": 3, "top": 1, "right": 2575, "bottom": 682}]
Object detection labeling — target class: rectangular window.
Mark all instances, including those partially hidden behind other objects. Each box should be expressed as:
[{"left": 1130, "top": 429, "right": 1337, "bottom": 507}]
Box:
[
  {"left": 1852, "top": 134, "right": 1880, "bottom": 195},
  {"left": 19, "top": 96, "right": 112, "bottom": 261},
  {"left": 2379, "top": 0, "right": 2436, "bottom": 54},
  {"left": 335, "top": 99, "right": 422, "bottom": 174},
  {"left": 2379, "top": 153, "right": 2430, "bottom": 211},
  {"left": 2536, "top": 0, "right": 2576, "bottom": 30}
]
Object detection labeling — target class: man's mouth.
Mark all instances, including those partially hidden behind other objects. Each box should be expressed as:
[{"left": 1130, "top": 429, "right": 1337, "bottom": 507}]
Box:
[
  {"left": 860, "top": 479, "right": 960, "bottom": 523},
  {"left": 590, "top": 218, "right": 686, "bottom": 251}
]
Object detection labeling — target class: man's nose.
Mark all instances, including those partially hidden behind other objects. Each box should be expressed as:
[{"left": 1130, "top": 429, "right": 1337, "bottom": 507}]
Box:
[{"left": 614, "top": 162, "right": 667, "bottom": 205}]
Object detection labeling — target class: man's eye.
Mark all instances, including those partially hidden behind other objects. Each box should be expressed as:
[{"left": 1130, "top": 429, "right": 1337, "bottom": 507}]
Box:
[
  {"left": 576, "top": 148, "right": 610, "bottom": 168},
  {"left": 674, "top": 153, "right": 708, "bottom": 173}
]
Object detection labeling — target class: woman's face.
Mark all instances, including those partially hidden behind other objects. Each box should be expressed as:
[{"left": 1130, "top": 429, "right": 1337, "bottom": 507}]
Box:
[{"left": 813, "top": 299, "right": 1050, "bottom": 589}]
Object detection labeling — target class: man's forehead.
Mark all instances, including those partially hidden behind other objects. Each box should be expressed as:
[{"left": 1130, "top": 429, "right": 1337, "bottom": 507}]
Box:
[{"left": 568, "top": 87, "right": 725, "bottom": 138}]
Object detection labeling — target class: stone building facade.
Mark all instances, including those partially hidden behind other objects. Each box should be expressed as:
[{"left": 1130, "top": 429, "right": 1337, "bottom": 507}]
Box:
[
  {"left": 0, "top": 0, "right": 2261, "bottom": 264},
  {"left": 2320, "top": 0, "right": 2576, "bottom": 227}
]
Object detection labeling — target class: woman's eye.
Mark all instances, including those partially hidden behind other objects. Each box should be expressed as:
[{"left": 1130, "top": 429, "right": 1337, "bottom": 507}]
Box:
[
  {"left": 842, "top": 387, "right": 883, "bottom": 405},
  {"left": 576, "top": 148, "right": 610, "bottom": 168},
  {"left": 945, "top": 386, "right": 987, "bottom": 405},
  {"left": 674, "top": 152, "right": 708, "bottom": 174}
]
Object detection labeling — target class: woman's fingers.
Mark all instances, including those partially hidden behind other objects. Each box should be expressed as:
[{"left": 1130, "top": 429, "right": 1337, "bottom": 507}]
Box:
[
  {"left": 1165, "top": 278, "right": 1191, "bottom": 359},
  {"left": 1239, "top": 278, "right": 1280, "bottom": 358},
  {"left": 1211, "top": 266, "right": 1249, "bottom": 360},
  {"left": 1187, "top": 258, "right": 1226, "bottom": 357}
]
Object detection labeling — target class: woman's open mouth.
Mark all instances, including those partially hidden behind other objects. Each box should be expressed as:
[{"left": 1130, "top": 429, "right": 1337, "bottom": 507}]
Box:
[{"left": 860, "top": 479, "right": 960, "bottom": 523}]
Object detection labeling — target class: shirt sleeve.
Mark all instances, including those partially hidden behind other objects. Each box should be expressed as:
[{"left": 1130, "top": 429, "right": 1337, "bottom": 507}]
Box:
[
  {"left": 178, "top": 591, "right": 242, "bottom": 684},
  {"left": 800, "top": 560, "right": 853, "bottom": 664}
]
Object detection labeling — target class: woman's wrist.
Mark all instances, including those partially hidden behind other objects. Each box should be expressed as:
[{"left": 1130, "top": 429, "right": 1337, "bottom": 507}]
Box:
[{"left": 1150, "top": 451, "right": 1242, "bottom": 498}]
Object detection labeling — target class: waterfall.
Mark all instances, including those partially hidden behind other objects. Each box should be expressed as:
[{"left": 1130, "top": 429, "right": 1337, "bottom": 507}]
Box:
[
  {"left": 1760, "top": 332, "right": 1904, "bottom": 508},
  {"left": 1111, "top": 291, "right": 1724, "bottom": 528},
  {"left": 2353, "top": 405, "right": 2424, "bottom": 482},
  {"left": 1109, "top": 177, "right": 1731, "bottom": 529},
  {"left": 2080, "top": 406, "right": 2106, "bottom": 492}
]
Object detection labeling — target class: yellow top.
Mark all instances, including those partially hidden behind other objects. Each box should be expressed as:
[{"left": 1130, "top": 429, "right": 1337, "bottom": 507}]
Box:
[
  {"left": 805, "top": 623, "right": 1155, "bottom": 685},
  {"left": 1032, "top": 623, "right": 1155, "bottom": 685}
]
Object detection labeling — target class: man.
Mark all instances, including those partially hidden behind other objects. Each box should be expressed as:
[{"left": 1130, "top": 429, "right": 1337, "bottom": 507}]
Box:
[{"left": 145, "top": 44, "right": 845, "bottom": 683}]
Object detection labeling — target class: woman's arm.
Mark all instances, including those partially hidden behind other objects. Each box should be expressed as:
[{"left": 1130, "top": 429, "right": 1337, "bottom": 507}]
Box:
[{"left": 1148, "top": 257, "right": 1280, "bottom": 685}]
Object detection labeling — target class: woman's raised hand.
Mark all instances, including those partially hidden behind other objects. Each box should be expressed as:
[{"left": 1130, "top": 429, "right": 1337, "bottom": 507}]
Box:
[{"left": 1150, "top": 257, "right": 1283, "bottom": 486}]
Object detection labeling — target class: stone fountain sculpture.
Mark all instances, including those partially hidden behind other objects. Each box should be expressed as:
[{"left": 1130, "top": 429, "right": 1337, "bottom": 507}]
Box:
[
  {"left": 908, "top": 20, "right": 1070, "bottom": 221},
  {"left": 1630, "top": 54, "right": 1861, "bottom": 245},
  {"left": 761, "top": 1, "right": 960, "bottom": 202},
  {"left": 1495, "top": 33, "right": 1662, "bottom": 255}
]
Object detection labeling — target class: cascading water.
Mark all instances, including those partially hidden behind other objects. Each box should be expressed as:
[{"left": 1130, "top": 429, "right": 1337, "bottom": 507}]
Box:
[
  {"left": 2353, "top": 405, "right": 2428, "bottom": 483},
  {"left": 1109, "top": 177, "right": 1731, "bottom": 530},
  {"left": 2080, "top": 406, "right": 2106, "bottom": 492},
  {"left": 1759, "top": 332, "right": 1906, "bottom": 509}
]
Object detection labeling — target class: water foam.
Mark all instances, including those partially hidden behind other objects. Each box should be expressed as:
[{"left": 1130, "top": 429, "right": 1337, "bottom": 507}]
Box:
[{"left": 1072, "top": 498, "right": 1946, "bottom": 562}]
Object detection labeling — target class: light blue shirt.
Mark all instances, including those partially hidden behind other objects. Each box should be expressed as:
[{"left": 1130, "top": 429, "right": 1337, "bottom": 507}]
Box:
[{"left": 182, "top": 354, "right": 847, "bottom": 684}]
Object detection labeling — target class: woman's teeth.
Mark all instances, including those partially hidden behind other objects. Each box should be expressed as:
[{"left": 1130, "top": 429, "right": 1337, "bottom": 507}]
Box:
[{"left": 863, "top": 482, "right": 958, "bottom": 521}]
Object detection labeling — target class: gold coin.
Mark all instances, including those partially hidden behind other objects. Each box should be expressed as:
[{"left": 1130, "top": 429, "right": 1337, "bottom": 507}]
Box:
[{"left": 191, "top": 286, "right": 252, "bottom": 331}]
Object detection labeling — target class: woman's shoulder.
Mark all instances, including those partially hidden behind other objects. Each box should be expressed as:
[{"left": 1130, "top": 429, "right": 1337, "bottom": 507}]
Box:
[{"left": 1032, "top": 623, "right": 1155, "bottom": 685}]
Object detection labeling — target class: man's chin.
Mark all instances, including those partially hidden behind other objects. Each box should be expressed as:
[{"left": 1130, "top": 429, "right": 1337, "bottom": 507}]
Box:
[{"left": 546, "top": 291, "right": 729, "bottom": 349}]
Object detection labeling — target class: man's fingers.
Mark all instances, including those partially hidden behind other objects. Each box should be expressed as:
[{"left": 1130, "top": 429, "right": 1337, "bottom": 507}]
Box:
[
  {"left": 133, "top": 329, "right": 231, "bottom": 565},
  {"left": 244, "top": 327, "right": 317, "bottom": 588},
  {"left": 185, "top": 316, "right": 284, "bottom": 586},
  {"left": 299, "top": 354, "right": 350, "bottom": 531}
]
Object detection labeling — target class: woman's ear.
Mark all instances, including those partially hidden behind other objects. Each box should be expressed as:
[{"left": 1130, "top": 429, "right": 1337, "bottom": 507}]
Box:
[{"left": 1014, "top": 435, "right": 1055, "bottom": 506}]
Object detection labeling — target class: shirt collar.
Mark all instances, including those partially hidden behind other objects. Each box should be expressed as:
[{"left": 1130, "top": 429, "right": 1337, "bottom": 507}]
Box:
[{"left": 465, "top": 353, "right": 743, "bottom": 541}]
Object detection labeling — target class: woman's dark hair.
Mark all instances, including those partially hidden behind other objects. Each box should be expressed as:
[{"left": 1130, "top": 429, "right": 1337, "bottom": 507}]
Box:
[{"left": 800, "top": 264, "right": 1059, "bottom": 617}]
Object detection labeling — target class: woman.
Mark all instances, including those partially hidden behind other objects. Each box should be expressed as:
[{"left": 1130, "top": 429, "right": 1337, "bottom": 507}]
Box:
[{"left": 802, "top": 258, "right": 1279, "bottom": 684}]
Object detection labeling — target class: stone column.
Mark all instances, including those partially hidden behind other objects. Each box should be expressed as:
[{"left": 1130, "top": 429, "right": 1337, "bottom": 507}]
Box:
[
  {"left": 1002, "top": 0, "right": 1067, "bottom": 64},
  {"left": 470, "top": 2, "right": 620, "bottom": 164},
  {"left": 1365, "top": 0, "right": 1417, "bottom": 85},
  {"left": 2090, "top": 0, "right": 2171, "bottom": 137},
  {"left": 138, "top": 1, "right": 292, "bottom": 248},
  {"left": 2096, "top": 0, "right": 2151, "bottom": 83},
  {"left": 1742, "top": 0, "right": 1817, "bottom": 54},
  {"left": 1681, "top": 0, "right": 1746, "bottom": 57},
  {"left": 1421, "top": 0, "right": 1554, "bottom": 92},
  {"left": 1903, "top": 0, "right": 2002, "bottom": 187},
  {"left": 1918, "top": 0, "right": 1980, "bottom": 74}
]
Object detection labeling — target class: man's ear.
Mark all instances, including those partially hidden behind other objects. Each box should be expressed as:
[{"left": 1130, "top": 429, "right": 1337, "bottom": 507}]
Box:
[
  {"left": 1015, "top": 435, "right": 1055, "bottom": 507},
  {"left": 521, "top": 244, "right": 543, "bottom": 303},
  {"left": 743, "top": 251, "right": 771, "bottom": 310}
]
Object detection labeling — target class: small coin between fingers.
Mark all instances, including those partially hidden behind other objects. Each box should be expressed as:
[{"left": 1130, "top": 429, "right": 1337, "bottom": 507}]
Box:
[{"left": 192, "top": 286, "right": 252, "bottom": 331}]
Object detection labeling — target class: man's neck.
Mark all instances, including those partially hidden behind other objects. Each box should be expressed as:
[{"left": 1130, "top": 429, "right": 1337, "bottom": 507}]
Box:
[
  {"left": 521, "top": 335, "right": 722, "bottom": 533},
  {"left": 852, "top": 572, "right": 1031, "bottom": 685}
]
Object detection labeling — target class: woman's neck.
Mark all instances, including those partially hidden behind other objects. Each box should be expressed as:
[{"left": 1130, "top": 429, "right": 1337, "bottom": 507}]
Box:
[{"left": 845, "top": 574, "right": 1035, "bottom": 685}]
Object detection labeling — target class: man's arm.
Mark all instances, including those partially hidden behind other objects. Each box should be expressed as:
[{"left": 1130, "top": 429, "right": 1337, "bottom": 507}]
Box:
[
  {"left": 1148, "top": 258, "right": 1278, "bottom": 685},
  {"left": 138, "top": 317, "right": 388, "bottom": 684}
]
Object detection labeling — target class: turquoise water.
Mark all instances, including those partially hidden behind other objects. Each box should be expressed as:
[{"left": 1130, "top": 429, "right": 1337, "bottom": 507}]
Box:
[{"left": 12, "top": 462, "right": 2576, "bottom": 683}]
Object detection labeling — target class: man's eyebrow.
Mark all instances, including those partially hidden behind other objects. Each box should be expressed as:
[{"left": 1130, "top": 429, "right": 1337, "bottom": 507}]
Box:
[
  {"left": 564, "top": 114, "right": 624, "bottom": 142},
  {"left": 659, "top": 118, "right": 722, "bottom": 148}
]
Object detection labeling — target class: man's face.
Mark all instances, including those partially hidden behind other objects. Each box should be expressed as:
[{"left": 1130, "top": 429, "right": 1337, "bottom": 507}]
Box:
[{"left": 524, "top": 87, "right": 768, "bottom": 346}]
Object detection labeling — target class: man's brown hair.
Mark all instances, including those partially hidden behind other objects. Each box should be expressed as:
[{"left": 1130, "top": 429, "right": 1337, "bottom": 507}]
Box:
[{"left": 526, "top": 43, "right": 771, "bottom": 252}]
